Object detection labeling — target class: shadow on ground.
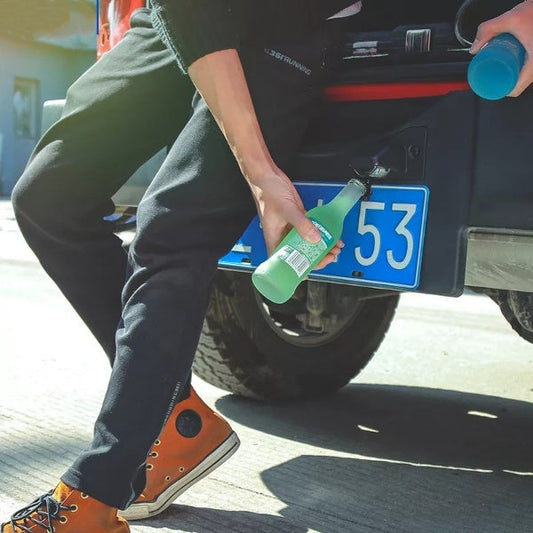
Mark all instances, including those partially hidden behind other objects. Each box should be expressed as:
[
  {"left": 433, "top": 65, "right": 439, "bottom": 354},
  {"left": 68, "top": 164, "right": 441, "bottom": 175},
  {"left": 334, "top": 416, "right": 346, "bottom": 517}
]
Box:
[
  {"left": 211, "top": 383, "right": 533, "bottom": 532},
  {"left": 258, "top": 454, "right": 533, "bottom": 532},
  {"left": 216, "top": 383, "right": 533, "bottom": 473},
  {"left": 138, "top": 505, "right": 306, "bottom": 533}
]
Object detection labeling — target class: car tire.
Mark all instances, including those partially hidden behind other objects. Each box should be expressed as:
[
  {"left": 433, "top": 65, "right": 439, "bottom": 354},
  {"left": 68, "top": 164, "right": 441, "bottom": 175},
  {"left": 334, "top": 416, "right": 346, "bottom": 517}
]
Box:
[{"left": 193, "top": 270, "right": 399, "bottom": 401}]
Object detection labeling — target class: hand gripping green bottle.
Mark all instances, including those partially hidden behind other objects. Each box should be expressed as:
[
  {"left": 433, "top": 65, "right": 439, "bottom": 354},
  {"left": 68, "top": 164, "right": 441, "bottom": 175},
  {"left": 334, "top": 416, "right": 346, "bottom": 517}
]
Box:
[{"left": 252, "top": 179, "right": 367, "bottom": 304}]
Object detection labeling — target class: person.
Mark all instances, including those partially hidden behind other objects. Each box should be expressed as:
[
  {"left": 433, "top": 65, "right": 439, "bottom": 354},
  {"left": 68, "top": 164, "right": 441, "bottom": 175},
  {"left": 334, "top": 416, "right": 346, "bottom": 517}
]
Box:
[
  {"left": 1, "top": 1, "right": 358, "bottom": 531},
  {"left": 3, "top": 1, "right": 533, "bottom": 531}
]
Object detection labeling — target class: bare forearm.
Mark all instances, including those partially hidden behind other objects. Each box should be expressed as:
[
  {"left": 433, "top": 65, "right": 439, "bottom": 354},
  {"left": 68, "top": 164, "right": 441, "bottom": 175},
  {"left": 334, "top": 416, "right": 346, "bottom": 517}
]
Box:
[
  {"left": 188, "top": 49, "right": 278, "bottom": 183},
  {"left": 187, "top": 47, "right": 332, "bottom": 261}
]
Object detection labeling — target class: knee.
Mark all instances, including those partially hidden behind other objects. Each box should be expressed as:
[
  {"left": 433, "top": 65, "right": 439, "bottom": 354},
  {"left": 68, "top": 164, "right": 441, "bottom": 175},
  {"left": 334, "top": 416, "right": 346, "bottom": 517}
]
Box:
[
  {"left": 12, "top": 163, "right": 61, "bottom": 231},
  {"left": 12, "top": 170, "right": 39, "bottom": 224}
]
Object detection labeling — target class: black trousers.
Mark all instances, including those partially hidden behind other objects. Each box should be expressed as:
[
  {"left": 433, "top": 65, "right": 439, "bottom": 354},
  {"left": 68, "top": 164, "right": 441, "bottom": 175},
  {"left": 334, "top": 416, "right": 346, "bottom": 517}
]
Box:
[{"left": 12, "top": 9, "right": 334, "bottom": 509}]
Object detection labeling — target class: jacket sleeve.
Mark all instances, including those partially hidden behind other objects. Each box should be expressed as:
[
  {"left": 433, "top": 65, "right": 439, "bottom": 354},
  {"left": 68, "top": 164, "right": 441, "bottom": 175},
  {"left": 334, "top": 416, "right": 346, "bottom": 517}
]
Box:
[{"left": 150, "top": 0, "right": 240, "bottom": 73}]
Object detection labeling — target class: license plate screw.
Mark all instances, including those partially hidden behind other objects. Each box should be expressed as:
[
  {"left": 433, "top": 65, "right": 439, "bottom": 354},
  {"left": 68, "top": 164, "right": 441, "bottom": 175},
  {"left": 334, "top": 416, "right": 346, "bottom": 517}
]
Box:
[{"left": 408, "top": 145, "right": 421, "bottom": 159}]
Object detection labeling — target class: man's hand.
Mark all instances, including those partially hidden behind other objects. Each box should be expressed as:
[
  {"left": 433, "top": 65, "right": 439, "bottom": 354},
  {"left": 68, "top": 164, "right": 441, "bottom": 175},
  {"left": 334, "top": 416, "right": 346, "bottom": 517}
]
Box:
[
  {"left": 188, "top": 50, "right": 343, "bottom": 271},
  {"left": 249, "top": 169, "right": 344, "bottom": 270},
  {"left": 470, "top": 0, "right": 533, "bottom": 96}
]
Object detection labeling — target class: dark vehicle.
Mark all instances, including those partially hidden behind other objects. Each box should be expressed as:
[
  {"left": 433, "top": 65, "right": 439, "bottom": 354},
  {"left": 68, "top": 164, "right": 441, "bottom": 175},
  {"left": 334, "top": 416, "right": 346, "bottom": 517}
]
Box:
[{"left": 43, "top": 0, "right": 533, "bottom": 401}]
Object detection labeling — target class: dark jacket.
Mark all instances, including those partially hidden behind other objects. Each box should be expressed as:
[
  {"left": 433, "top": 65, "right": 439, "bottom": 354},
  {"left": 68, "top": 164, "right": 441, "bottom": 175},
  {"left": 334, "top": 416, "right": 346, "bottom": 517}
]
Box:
[{"left": 150, "top": 1, "right": 356, "bottom": 73}]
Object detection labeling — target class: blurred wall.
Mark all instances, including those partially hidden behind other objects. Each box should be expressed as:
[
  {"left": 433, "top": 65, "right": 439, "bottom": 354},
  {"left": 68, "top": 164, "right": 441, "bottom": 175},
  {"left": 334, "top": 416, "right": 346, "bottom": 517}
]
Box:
[
  {"left": 0, "top": 39, "right": 95, "bottom": 195},
  {"left": 0, "top": 0, "right": 96, "bottom": 196}
]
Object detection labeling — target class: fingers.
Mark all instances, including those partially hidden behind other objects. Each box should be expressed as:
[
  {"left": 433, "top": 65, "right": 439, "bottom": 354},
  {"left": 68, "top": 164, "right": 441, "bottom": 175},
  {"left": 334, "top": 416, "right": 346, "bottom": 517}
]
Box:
[
  {"left": 315, "top": 250, "right": 339, "bottom": 270},
  {"left": 470, "top": 20, "right": 501, "bottom": 54},
  {"left": 314, "top": 241, "right": 344, "bottom": 271},
  {"left": 315, "top": 257, "right": 331, "bottom": 270},
  {"left": 470, "top": 1, "right": 533, "bottom": 55},
  {"left": 286, "top": 210, "right": 321, "bottom": 243}
]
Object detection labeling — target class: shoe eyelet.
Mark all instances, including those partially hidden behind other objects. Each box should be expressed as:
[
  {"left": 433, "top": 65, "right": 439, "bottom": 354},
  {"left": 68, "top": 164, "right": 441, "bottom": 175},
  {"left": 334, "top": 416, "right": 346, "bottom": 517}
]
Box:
[
  {"left": 150, "top": 452, "right": 159, "bottom": 458},
  {"left": 59, "top": 516, "right": 68, "bottom": 524},
  {"left": 154, "top": 440, "right": 161, "bottom": 446},
  {"left": 69, "top": 504, "right": 78, "bottom": 512},
  {"left": 165, "top": 476, "right": 171, "bottom": 481},
  {"left": 146, "top": 464, "right": 154, "bottom": 470},
  {"left": 178, "top": 466, "right": 185, "bottom": 473},
  {"left": 80, "top": 493, "right": 89, "bottom": 500}
]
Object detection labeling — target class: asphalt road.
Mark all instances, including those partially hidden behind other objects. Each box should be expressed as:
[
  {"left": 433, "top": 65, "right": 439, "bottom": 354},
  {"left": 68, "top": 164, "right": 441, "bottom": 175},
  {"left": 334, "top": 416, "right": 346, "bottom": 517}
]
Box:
[{"left": 1, "top": 199, "right": 533, "bottom": 532}]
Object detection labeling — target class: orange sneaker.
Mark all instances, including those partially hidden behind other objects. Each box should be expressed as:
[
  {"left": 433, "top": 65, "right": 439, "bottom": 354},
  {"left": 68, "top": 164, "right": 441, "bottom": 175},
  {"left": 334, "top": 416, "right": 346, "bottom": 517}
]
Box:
[
  {"left": 120, "top": 387, "right": 240, "bottom": 520},
  {"left": 1, "top": 481, "right": 129, "bottom": 532}
]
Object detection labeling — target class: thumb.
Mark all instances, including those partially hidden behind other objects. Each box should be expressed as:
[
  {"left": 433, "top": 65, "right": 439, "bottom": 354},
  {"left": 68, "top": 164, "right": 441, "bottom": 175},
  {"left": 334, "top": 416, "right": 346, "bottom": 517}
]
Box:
[
  {"left": 286, "top": 210, "right": 321, "bottom": 243},
  {"left": 470, "top": 21, "right": 501, "bottom": 54}
]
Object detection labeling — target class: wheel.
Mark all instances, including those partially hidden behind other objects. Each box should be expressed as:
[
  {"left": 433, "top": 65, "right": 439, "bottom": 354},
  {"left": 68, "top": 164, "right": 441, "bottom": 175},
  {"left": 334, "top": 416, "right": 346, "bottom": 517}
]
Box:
[
  {"left": 193, "top": 270, "right": 399, "bottom": 401},
  {"left": 487, "top": 289, "right": 533, "bottom": 344}
]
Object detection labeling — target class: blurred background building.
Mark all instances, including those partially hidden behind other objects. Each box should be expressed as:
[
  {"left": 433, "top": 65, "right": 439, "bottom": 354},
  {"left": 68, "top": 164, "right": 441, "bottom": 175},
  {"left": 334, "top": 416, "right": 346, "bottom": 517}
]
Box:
[{"left": 0, "top": 0, "right": 97, "bottom": 195}]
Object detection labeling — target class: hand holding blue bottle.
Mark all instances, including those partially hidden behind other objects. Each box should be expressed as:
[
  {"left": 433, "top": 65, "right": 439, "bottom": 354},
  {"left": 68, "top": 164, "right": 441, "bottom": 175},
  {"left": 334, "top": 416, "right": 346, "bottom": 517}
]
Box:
[
  {"left": 469, "top": 0, "right": 533, "bottom": 98},
  {"left": 468, "top": 33, "right": 525, "bottom": 100}
]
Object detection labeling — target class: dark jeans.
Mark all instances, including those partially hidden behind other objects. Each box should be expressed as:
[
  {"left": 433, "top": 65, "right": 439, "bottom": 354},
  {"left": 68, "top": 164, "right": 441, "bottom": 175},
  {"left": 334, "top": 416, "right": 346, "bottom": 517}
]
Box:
[{"left": 12, "top": 9, "right": 333, "bottom": 509}]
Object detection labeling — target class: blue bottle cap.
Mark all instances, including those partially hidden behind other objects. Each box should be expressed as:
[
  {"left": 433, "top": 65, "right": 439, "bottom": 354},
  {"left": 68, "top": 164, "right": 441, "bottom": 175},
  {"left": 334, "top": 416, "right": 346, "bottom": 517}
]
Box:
[
  {"left": 468, "top": 33, "right": 525, "bottom": 101},
  {"left": 468, "top": 55, "right": 518, "bottom": 100}
]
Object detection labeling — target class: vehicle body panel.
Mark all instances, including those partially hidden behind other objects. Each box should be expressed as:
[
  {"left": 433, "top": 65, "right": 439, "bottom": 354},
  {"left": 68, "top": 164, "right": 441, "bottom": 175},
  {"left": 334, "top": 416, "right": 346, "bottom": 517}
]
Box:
[{"left": 90, "top": 1, "right": 532, "bottom": 298}]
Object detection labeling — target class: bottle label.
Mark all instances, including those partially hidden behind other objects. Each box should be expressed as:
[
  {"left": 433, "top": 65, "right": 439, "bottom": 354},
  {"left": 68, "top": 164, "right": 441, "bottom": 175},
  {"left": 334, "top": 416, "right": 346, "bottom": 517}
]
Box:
[{"left": 278, "top": 219, "right": 335, "bottom": 278}]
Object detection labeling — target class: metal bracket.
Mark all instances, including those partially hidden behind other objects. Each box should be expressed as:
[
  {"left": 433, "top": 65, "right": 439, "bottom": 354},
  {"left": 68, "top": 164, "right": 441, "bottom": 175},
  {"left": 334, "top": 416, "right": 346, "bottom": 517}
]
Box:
[{"left": 405, "top": 29, "right": 432, "bottom": 53}]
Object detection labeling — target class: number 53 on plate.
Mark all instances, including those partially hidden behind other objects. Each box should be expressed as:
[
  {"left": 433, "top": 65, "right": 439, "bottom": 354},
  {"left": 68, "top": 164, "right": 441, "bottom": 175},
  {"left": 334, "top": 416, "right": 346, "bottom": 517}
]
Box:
[{"left": 219, "top": 182, "right": 430, "bottom": 292}]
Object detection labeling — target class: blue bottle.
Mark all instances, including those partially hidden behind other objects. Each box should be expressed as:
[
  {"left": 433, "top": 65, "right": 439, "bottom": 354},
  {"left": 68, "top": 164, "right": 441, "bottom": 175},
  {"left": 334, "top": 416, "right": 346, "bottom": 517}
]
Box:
[{"left": 468, "top": 33, "right": 526, "bottom": 100}]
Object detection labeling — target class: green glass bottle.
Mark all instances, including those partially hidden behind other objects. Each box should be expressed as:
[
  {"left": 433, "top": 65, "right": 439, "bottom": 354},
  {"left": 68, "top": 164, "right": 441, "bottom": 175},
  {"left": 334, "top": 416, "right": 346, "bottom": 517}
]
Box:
[{"left": 252, "top": 179, "right": 367, "bottom": 304}]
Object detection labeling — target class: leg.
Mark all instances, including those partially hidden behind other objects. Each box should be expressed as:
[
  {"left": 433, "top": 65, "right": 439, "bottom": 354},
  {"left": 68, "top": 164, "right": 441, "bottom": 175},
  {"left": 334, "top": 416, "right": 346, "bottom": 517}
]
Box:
[
  {"left": 4, "top": 7, "right": 228, "bottom": 528},
  {"left": 11, "top": 8, "right": 195, "bottom": 361},
  {"left": 63, "top": 27, "right": 333, "bottom": 510}
]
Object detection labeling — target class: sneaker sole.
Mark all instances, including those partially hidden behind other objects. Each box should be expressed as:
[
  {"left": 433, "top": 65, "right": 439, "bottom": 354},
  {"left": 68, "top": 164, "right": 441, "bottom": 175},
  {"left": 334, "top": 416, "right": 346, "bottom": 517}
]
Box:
[{"left": 119, "top": 431, "right": 240, "bottom": 521}]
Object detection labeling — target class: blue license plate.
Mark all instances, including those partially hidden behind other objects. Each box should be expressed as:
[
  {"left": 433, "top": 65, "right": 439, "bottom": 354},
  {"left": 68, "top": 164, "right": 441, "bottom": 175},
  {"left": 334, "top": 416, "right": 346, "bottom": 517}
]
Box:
[{"left": 219, "top": 182, "right": 430, "bottom": 291}]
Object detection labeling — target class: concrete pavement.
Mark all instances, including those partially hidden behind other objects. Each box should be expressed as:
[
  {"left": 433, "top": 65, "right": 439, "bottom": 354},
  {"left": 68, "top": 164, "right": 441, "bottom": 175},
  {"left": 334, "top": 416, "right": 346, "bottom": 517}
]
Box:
[
  {"left": 1, "top": 197, "right": 533, "bottom": 532},
  {"left": 0, "top": 198, "right": 38, "bottom": 265}
]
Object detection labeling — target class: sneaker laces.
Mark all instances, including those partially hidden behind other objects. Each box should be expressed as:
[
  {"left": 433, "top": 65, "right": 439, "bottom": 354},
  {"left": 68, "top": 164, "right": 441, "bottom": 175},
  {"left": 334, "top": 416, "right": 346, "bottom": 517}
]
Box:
[{"left": 3, "top": 491, "right": 74, "bottom": 533}]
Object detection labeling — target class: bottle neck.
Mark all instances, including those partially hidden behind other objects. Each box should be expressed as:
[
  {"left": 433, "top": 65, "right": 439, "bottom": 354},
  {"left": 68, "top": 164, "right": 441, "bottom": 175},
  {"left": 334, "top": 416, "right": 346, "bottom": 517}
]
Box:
[{"left": 329, "top": 179, "right": 366, "bottom": 217}]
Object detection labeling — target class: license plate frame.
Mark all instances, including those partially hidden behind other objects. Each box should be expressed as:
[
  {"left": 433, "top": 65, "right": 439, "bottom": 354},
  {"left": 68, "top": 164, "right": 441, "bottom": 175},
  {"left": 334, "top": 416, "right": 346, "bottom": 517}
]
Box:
[{"left": 219, "top": 182, "right": 430, "bottom": 291}]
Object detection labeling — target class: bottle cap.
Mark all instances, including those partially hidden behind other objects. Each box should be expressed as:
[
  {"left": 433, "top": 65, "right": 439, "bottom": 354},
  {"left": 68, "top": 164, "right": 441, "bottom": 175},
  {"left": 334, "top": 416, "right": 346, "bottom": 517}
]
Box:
[
  {"left": 347, "top": 178, "right": 370, "bottom": 197},
  {"left": 468, "top": 54, "right": 518, "bottom": 100}
]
